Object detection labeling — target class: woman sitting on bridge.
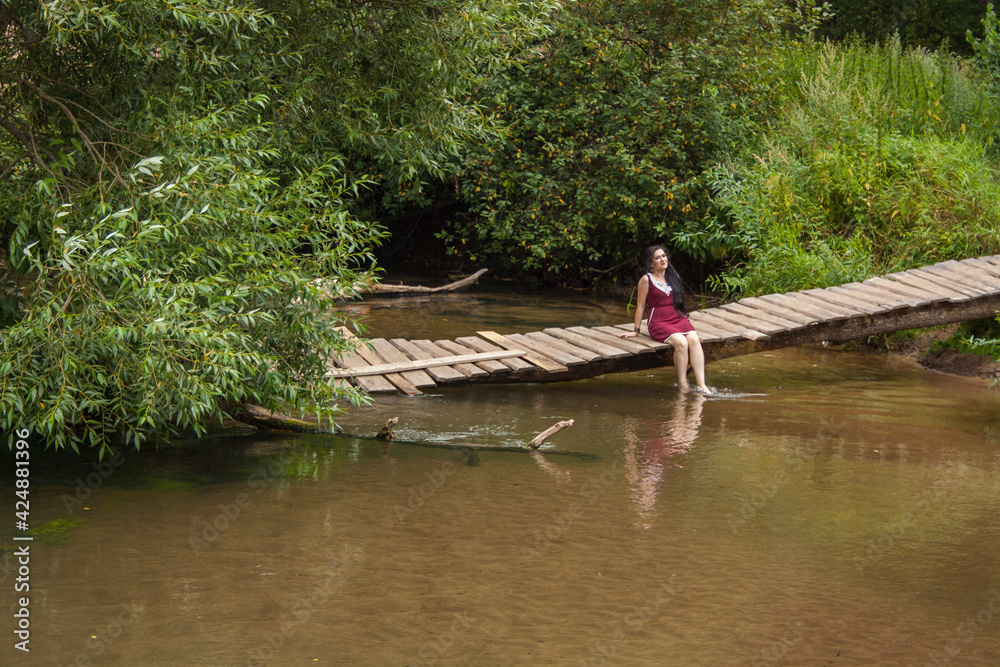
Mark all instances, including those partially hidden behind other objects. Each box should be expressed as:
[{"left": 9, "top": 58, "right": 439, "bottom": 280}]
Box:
[{"left": 619, "top": 245, "right": 711, "bottom": 394}]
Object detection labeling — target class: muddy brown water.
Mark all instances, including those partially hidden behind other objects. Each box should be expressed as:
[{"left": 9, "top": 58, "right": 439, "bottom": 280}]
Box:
[{"left": 3, "top": 289, "right": 1000, "bottom": 666}]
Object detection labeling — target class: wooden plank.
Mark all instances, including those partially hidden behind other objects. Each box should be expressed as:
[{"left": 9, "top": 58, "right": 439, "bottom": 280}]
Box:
[
  {"left": 477, "top": 331, "right": 570, "bottom": 372},
  {"left": 801, "top": 288, "right": 880, "bottom": 316},
  {"left": 455, "top": 336, "right": 535, "bottom": 372},
  {"left": 334, "top": 335, "right": 423, "bottom": 395},
  {"left": 753, "top": 295, "right": 824, "bottom": 324},
  {"left": 916, "top": 264, "right": 991, "bottom": 296},
  {"left": 808, "top": 289, "right": 877, "bottom": 315},
  {"left": 764, "top": 293, "right": 848, "bottom": 322},
  {"left": 719, "top": 302, "right": 803, "bottom": 330},
  {"left": 884, "top": 271, "right": 970, "bottom": 302},
  {"left": 332, "top": 328, "right": 400, "bottom": 394},
  {"left": 331, "top": 347, "right": 526, "bottom": 377},
  {"left": 383, "top": 372, "right": 423, "bottom": 396},
  {"left": 544, "top": 328, "right": 631, "bottom": 359},
  {"left": 705, "top": 306, "right": 785, "bottom": 334},
  {"left": 601, "top": 325, "right": 671, "bottom": 350},
  {"left": 889, "top": 270, "right": 976, "bottom": 301},
  {"left": 524, "top": 331, "right": 600, "bottom": 363},
  {"left": 857, "top": 281, "right": 926, "bottom": 307},
  {"left": 390, "top": 339, "right": 467, "bottom": 383},
  {"left": 924, "top": 262, "right": 1000, "bottom": 296},
  {"left": 339, "top": 363, "right": 396, "bottom": 393},
  {"left": 981, "top": 256, "right": 1000, "bottom": 269},
  {"left": 960, "top": 258, "right": 1000, "bottom": 280},
  {"left": 913, "top": 267, "right": 990, "bottom": 297},
  {"left": 368, "top": 338, "right": 437, "bottom": 388},
  {"left": 863, "top": 276, "right": 949, "bottom": 304},
  {"left": 938, "top": 260, "right": 1000, "bottom": 291},
  {"left": 412, "top": 340, "right": 490, "bottom": 379},
  {"left": 566, "top": 326, "right": 655, "bottom": 354},
  {"left": 836, "top": 283, "right": 918, "bottom": 309},
  {"left": 434, "top": 339, "right": 510, "bottom": 375},
  {"left": 788, "top": 290, "right": 864, "bottom": 318},
  {"left": 353, "top": 342, "right": 423, "bottom": 394},
  {"left": 738, "top": 296, "right": 816, "bottom": 326},
  {"left": 684, "top": 315, "right": 738, "bottom": 342},
  {"left": 692, "top": 310, "right": 766, "bottom": 339},
  {"left": 508, "top": 332, "right": 587, "bottom": 366},
  {"left": 824, "top": 286, "right": 892, "bottom": 311}
]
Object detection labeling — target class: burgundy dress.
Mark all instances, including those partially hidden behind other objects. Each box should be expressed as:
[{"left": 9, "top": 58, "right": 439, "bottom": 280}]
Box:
[{"left": 645, "top": 273, "right": 695, "bottom": 342}]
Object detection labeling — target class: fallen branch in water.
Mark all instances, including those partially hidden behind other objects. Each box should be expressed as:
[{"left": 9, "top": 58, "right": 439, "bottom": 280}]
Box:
[
  {"left": 354, "top": 417, "right": 578, "bottom": 453},
  {"left": 224, "top": 407, "right": 581, "bottom": 456},
  {"left": 366, "top": 268, "right": 488, "bottom": 295},
  {"left": 228, "top": 401, "right": 332, "bottom": 434},
  {"left": 528, "top": 419, "right": 575, "bottom": 449}
]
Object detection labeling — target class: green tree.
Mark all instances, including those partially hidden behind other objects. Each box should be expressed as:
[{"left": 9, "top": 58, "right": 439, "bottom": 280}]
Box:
[
  {"left": 0, "top": 0, "right": 557, "bottom": 454},
  {"left": 441, "top": 0, "right": 795, "bottom": 285},
  {"left": 820, "top": 0, "right": 992, "bottom": 53},
  {"left": 968, "top": 2, "right": 1000, "bottom": 83}
]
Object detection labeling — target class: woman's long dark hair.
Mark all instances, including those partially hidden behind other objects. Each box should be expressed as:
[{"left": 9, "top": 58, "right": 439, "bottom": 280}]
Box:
[{"left": 642, "top": 245, "right": 688, "bottom": 317}]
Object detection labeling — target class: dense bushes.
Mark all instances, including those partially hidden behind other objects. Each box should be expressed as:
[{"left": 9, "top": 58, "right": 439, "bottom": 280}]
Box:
[
  {"left": 708, "top": 37, "right": 1000, "bottom": 295},
  {"left": 440, "top": 0, "right": 794, "bottom": 285},
  {"left": 818, "top": 0, "right": 991, "bottom": 53}
]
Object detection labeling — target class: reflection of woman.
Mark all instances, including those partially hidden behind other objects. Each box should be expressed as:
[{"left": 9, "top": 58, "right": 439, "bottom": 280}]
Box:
[
  {"left": 626, "top": 394, "right": 705, "bottom": 528},
  {"left": 618, "top": 245, "right": 711, "bottom": 394}
]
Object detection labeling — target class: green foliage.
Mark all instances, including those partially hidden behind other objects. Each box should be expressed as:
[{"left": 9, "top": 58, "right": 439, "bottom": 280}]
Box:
[
  {"left": 968, "top": 3, "right": 1000, "bottom": 85},
  {"left": 709, "top": 38, "right": 1000, "bottom": 296},
  {"left": 0, "top": 0, "right": 556, "bottom": 454},
  {"left": 820, "top": 0, "right": 991, "bottom": 54},
  {"left": 3, "top": 151, "right": 380, "bottom": 453},
  {"left": 948, "top": 316, "right": 1000, "bottom": 366},
  {"left": 442, "top": 0, "right": 795, "bottom": 284},
  {"left": 259, "top": 0, "right": 561, "bottom": 201}
]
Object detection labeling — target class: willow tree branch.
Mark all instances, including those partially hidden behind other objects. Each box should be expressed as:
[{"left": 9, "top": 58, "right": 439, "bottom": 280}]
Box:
[
  {"left": 0, "top": 71, "right": 125, "bottom": 184},
  {"left": 0, "top": 151, "right": 29, "bottom": 180},
  {"left": 0, "top": 116, "right": 54, "bottom": 173}
]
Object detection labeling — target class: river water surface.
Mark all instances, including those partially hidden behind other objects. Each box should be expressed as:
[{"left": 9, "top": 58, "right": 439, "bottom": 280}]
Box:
[{"left": 3, "top": 288, "right": 1000, "bottom": 666}]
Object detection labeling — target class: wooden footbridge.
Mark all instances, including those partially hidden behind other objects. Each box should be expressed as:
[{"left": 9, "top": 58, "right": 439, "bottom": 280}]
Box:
[{"left": 330, "top": 255, "right": 1000, "bottom": 395}]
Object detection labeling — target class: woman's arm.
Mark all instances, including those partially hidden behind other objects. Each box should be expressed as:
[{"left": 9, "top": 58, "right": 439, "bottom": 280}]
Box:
[{"left": 619, "top": 276, "right": 649, "bottom": 338}]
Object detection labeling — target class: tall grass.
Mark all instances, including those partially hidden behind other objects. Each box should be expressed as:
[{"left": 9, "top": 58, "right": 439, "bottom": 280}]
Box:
[{"left": 708, "top": 37, "right": 1000, "bottom": 296}]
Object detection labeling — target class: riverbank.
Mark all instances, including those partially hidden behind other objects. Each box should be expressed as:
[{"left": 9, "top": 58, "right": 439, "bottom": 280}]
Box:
[{"left": 850, "top": 324, "right": 1000, "bottom": 383}]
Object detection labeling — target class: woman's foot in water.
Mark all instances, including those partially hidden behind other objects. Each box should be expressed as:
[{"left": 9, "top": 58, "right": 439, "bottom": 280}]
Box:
[{"left": 695, "top": 384, "right": 713, "bottom": 395}]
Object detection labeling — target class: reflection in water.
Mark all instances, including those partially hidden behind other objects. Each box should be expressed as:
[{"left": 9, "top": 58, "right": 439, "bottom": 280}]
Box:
[
  {"left": 624, "top": 393, "right": 705, "bottom": 529},
  {"left": 529, "top": 449, "right": 573, "bottom": 484}
]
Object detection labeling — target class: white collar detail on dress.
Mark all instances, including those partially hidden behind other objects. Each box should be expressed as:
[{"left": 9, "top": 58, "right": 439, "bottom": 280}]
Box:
[{"left": 648, "top": 274, "right": 672, "bottom": 296}]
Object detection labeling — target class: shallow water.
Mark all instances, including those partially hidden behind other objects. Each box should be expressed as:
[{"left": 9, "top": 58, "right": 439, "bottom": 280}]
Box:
[{"left": 3, "top": 289, "right": 1000, "bottom": 666}]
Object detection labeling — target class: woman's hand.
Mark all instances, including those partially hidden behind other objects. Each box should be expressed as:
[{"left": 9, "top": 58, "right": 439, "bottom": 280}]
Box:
[{"left": 618, "top": 330, "right": 639, "bottom": 338}]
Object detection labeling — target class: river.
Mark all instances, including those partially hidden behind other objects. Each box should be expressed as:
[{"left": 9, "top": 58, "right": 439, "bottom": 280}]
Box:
[{"left": 3, "top": 287, "right": 1000, "bottom": 666}]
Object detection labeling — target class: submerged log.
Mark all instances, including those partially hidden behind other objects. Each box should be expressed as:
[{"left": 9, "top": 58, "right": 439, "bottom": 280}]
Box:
[
  {"left": 378, "top": 439, "right": 597, "bottom": 460},
  {"left": 228, "top": 401, "right": 333, "bottom": 434},
  {"left": 337, "top": 417, "right": 589, "bottom": 457}
]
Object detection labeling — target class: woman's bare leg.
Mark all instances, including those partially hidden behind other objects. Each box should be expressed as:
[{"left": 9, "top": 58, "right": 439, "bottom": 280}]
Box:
[
  {"left": 685, "top": 332, "right": 711, "bottom": 394},
  {"left": 667, "top": 334, "right": 690, "bottom": 390}
]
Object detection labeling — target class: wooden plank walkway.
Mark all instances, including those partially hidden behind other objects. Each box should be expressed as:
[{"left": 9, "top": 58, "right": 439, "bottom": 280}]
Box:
[{"left": 330, "top": 255, "right": 1000, "bottom": 394}]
